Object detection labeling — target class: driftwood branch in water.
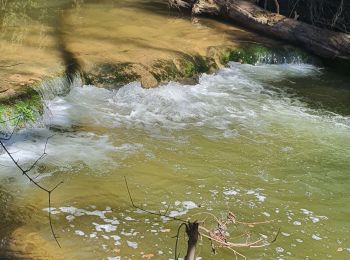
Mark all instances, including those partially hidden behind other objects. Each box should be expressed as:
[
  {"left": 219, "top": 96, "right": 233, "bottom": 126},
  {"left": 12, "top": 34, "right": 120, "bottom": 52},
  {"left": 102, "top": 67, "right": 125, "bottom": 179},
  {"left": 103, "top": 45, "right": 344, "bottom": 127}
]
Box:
[
  {"left": 0, "top": 117, "right": 63, "bottom": 247},
  {"left": 124, "top": 177, "right": 279, "bottom": 259},
  {"left": 185, "top": 222, "right": 199, "bottom": 260},
  {"left": 171, "top": 0, "right": 350, "bottom": 60},
  {"left": 124, "top": 177, "right": 198, "bottom": 260}
]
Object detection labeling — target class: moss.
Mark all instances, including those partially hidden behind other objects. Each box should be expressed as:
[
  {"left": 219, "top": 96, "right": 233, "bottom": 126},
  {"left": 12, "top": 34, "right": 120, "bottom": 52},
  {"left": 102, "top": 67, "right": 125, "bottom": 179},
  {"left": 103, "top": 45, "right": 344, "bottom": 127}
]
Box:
[
  {"left": 181, "top": 60, "right": 196, "bottom": 77},
  {"left": 0, "top": 88, "right": 42, "bottom": 126},
  {"left": 193, "top": 56, "right": 211, "bottom": 73},
  {"left": 151, "top": 60, "right": 179, "bottom": 82},
  {"left": 230, "top": 48, "right": 250, "bottom": 63},
  {"left": 227, "top": 46, "right": 269, "bottom": 64},
  {"left": 85, "top": 63, "right": 140, "bottom": 87},
  {"left": 150, "top": 56, "right": 211, "bottom": 84},
  {"left": 219, "top": 49, "right": 231, "bottom": 64},
  {"left": 178, "top": 55, "right": 210, "bottom": 78},
  {"left": 15, "top": 101, "right": 37, "bottom": 123},
  {"left": 83, "top": 53, "right": 217, "bottom": 88},
  {"left": 0, "top": 105, "right": 6, "bottom": 124}
]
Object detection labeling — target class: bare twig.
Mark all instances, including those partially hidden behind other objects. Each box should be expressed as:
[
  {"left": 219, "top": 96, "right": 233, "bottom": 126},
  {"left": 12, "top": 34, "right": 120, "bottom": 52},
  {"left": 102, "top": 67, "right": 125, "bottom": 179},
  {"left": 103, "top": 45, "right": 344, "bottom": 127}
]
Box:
[
  {"left": 174, "top": 223, "right": 187, "bottom": 260},
  {"left": 269, "top": 227, "right": 281, "bottom": 243},
  {"left": 124, "top": 176, "right": 187, "bottom": 223},
  {"left": 0, "top": 120, "right": 63, "bottom": 247},
  {"left": 124, "top": 177, "right": 199, "bottom": 260},
  {"left": 124, "top": 177, "right": 278, "bottom": 259}
]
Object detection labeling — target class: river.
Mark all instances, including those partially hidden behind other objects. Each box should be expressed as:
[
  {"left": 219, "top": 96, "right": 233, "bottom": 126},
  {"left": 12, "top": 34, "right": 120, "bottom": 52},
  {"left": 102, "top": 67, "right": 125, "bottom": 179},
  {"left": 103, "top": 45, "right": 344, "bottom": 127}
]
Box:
[
  {"left": 1, "top": 1, "right": 350, "bottom": 260},
  {"left": 0, "top": 62, "right": 349, "bottom": 259}
]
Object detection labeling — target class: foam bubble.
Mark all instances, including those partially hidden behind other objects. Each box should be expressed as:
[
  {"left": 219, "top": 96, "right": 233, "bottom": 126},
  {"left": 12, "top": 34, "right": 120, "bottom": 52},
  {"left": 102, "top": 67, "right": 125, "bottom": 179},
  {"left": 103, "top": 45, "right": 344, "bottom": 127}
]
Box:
[
  {"left": 312, "top": 234, "right": 322, "bottom": 240},
  {"left": 75, "top": 230, "right": 85, "bottom": 236},
  {"left": 93, "top": 223, "right": 117, "bottom": 232},
  {"left": 127, "top": 241, "right": 138, "bottom": 249}
]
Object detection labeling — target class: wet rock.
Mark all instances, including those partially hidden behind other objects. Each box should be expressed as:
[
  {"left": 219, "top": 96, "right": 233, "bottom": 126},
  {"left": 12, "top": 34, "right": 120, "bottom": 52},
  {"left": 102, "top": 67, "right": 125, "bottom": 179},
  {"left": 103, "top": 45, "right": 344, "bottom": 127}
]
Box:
[{"left": 84, "top": 63, "right": 140, "bottom": 88}]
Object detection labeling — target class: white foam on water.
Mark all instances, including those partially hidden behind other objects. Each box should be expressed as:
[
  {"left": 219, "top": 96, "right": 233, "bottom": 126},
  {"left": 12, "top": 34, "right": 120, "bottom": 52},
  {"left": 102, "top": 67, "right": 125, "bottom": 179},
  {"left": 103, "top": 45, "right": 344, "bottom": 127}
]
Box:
[
  {"left": 167, "top": 200, "right": 197, "bottom": 218},
  {"left": 293, "top": 221, "right": 302, "bottom": 226},
  {"left": 262, "top": 212, "right": 270, "bottom": 217},
  {"left": 93, "top": 223, "right": 117, "bottom": 232},
  {"left": 43, "top": 205, "right": 121, "bottom": 236},
  {"left": 43, "top": 63, "right": 350, "bottom": 134},
  {"left": 312, "top": 234, "right": 322, "bottom": 240},
  {"left": 276, "top": 247, "right": 285, "bottom": 253},
  {"left": 0, "top": 130, "right": 121, "bottom": 176},
  {"left": 246, "top": 189, "right": 266, "bottom": 202},
  {"left": 182, "top": 201, "right": 197, "bottom": 209},
  {"left": 2, "top": 63, "right": 349, "bottom": 182},
  {"left": 126, "top": 240, "right": 138, "bottom": 249},
  {"left": 75, "top": 230, "right": 85, "bottom": 236},
  {"left": 43, "top": 206, "right": 113, "bottom": 220},
  {"left": 300, "top": 208, "right": 328, "bottom": 223},
  {"left": 0, "top": 128, "right": 144, "bottom": 179},
  {"left": 223, "top": 189, "right": 239, "bottom": 196}
]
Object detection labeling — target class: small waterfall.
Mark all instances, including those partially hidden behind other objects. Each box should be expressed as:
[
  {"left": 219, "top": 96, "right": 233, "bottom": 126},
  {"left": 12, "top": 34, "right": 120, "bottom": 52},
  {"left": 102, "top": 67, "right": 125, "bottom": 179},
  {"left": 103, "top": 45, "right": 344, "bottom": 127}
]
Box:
[
  {"left": 37, "top": 73, "right": 82, "bottom": 101},
  {"left": 0, "top": 74, "right": 83, "bottom": 130},
  {"left": 228, "top": 45, "right": 318, "bottom": 65},
  {"left": 36, "top": 73, "right": 82, "bottom": 128},
  {"left": 256, "top": 53, "right": 304, "bottom": 64},
  {"left": 255, "top": 48, "right": 316, "bottom": 65}
]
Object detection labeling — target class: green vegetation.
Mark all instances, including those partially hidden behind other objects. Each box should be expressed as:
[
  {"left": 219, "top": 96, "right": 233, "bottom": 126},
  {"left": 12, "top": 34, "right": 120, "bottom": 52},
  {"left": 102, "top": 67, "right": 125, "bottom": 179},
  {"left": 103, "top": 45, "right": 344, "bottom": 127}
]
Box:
[
  {"left": 0, "top": 89, "right": 42, "bottom": 126},
  {"left": 151, "top": 55, "right": 212, "bottom": 81},
  {"left": 179, "top": 55, "right": 211, "bottom": 78},
  {"left": 181, "top": 60, "right": 196, "bottom": 77},
  {"left": 151, "top": 60, "right": 179, "bottom": 82},
  {"left": 85, "top": 63, "right": 140, "bottom": 87},
  {"left": 219, "top": 45, "right": 271, "bottom": 65},
  {"left": 219, "top": 44, "right": 314, "bottom": 65}
]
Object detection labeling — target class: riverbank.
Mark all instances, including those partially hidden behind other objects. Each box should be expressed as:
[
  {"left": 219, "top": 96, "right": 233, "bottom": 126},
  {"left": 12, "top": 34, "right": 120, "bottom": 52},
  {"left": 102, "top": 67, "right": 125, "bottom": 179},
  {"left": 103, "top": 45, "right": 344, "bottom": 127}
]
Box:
[{"left": 1, "top": 0, "right": 310, "bottom": 120}]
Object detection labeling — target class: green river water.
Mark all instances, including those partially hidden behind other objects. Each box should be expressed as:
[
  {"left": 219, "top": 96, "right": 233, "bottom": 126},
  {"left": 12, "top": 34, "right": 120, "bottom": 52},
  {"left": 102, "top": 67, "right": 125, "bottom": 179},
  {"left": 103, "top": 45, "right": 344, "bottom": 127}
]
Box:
[
  {"left": 1, "top": 1, "right": 350, "bottom": 260},
  {"left": 0, "top": 63, "right": 349, "bottom": 259}
]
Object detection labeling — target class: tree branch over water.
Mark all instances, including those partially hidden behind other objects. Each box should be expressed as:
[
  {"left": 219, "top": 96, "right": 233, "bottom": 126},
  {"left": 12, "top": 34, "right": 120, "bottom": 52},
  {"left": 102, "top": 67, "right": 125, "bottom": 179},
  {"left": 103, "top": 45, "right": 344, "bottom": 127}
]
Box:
[
  {"left": 124, "top": 176, "right": 187, "bottom": 223},
  {"left": 0, "top": 116, "right": 63, "bottom": 248}
]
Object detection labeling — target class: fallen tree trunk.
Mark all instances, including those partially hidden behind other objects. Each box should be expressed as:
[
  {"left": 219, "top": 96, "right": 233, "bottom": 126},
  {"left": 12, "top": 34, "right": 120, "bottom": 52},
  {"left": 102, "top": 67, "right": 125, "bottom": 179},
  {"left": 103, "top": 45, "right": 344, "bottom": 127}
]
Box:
[{"left": 171, "top": 0, "right": 350, "bottom": 60}]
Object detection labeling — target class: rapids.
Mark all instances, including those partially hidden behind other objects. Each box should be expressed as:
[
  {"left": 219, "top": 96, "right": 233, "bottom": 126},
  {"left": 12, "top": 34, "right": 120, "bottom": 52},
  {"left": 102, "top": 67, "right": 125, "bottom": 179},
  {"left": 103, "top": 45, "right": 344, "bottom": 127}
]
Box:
[{"left": 0, "top": 62, "right": 349, "bottom": 259}]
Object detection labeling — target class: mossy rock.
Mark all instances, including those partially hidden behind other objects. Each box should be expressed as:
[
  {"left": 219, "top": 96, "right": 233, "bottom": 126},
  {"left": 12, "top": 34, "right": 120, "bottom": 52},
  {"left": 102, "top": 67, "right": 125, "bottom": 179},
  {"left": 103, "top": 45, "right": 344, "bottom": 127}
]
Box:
[
  {"left": 85, "top": 63, "right": 140, "bottom": 87},
  {"left": 220, "top": 45, "right": 270, "bottom": 65},
  {"left": 149, "top": 55, "right": 215, "bottom": 85},
  {"left": 180, "top": 59, "right": 196, "bottom": 77},
  {"left": 178, "top": 55, "right": 212, "bottom": 78},
  {"left": 151, "top": 60, "right": 179, "bottom": 82}
]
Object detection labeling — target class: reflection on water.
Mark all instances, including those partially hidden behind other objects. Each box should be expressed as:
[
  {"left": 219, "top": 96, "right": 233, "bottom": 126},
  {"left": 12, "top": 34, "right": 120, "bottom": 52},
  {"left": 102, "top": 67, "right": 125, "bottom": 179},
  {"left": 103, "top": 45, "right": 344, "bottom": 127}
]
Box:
[
  {"left": 0, "top": 0, "right": 263, "bottom": 92},
  {"left": 0, "top": 63, "right": 349, "bottom": 259}
]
